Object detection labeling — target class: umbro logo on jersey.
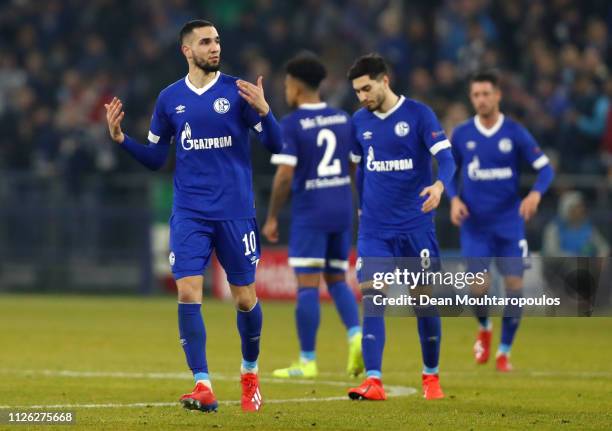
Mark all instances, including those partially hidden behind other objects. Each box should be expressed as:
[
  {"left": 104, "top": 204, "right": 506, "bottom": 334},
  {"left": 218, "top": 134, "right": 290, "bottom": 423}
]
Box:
[
  {"left": 363, "top": 131, "right": 373, "bottom": 140},
  {"left": 213, "top": 97, "right": 230, "bottom": 114},
  {"left": 175, "top": 105, "right": 186, "bottom": 114},
  {"left": 466, "top": 140, "right": 477, "bottom": 150}
]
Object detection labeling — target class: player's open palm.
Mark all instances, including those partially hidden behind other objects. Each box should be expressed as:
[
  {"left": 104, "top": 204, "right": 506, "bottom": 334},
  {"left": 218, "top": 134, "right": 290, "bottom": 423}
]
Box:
[
  {"left": 104, "top": 97, "right": 125, "bottom": 144},
  {"left": 420, "top": 181, "right": 444, "bottom": 213},
  {"left": 236, "top": 76, "right": 270, "bottom": 116},
  {"left": 262, "top": 218, "right": 279, "bottom": 243},
  {"left": 519, "top": 191, "right": 541, "bottom": 221},
  {"left": 450, "top": 196, "right": 470, "bottom": 226}
]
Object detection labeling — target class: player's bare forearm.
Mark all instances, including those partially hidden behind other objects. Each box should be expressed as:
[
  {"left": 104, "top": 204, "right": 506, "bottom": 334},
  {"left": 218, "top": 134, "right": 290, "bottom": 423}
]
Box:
[{"left": 266, "top": 166, "right": 293, "bottom": 220}]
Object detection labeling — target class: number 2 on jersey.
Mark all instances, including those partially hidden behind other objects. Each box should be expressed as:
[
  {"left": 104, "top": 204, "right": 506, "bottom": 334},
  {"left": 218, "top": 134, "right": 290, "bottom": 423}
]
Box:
[{"left": 317, "top": 128, "right": 341, "bottom": 177}]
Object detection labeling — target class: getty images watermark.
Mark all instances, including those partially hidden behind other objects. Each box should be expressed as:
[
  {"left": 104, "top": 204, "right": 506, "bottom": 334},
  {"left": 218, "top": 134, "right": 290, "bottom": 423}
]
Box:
[
  {"left": 370, "top": 268, "right": 561, "bottom": 307},
  {"left": 358, "top": 256, "right": 610, "bottom": 316}
]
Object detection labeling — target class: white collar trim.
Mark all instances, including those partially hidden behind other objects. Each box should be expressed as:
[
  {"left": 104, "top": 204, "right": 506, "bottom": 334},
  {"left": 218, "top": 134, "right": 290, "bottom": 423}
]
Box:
[
  {"left": 474, "top": 113, "right": 505, "bottom": 137},
  {"left": 299, "top": 102, "right": 327, "bottom": 110},
  {"left": 185, "top": 71, "right": 220, "bottom": 96},
  {"left": 373, "top": 95, "right": 405, "bottom": 120}
]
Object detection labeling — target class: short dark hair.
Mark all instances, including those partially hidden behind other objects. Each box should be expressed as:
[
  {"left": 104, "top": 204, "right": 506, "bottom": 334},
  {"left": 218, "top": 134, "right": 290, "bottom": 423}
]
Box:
[
  {"left": 179, "top": 19, "right": 214, "bottom": 45},
  {"left": 469, "top": 70, "right": 500, "bottom": 88},
  {"left": 347, "top": 53, "right": 388, "bottom": 81},
  {"left": 285, "top": 53, "right": 327, "bottom": 90}
]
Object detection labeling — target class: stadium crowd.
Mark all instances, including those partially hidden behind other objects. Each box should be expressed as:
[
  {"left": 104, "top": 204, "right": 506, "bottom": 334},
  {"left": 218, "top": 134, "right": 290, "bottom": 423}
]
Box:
[{"left": 1, "top": 0, "right": 611, "bottom": 180}]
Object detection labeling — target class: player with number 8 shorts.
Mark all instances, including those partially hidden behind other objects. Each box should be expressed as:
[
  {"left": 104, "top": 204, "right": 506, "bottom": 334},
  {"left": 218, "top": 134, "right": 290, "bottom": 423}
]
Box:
[{"left": 345, "top": 54, "right": 456, "bottom": 401}]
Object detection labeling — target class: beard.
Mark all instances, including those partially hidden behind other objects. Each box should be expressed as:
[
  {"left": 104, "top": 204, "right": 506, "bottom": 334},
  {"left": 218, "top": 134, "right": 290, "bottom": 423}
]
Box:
[
  {"left": 193, "top": 55, "right": 220, "bottom": 73},
  {"left": 477, "top": 106, "right": 495, "bottom": 117},
  {"left": 364, "top": 94, "right": 384, "bottom": 112}
]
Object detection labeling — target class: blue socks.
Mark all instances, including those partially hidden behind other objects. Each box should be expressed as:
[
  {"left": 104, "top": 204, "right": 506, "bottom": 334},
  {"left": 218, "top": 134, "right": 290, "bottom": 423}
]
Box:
[
  {"left": 237, "top": 301, "right": 263, "bottom": 373},
  {"left": 296, "top": 287, "right": 320, "bottom": 360},
  {"left": 362, "top": 289, "right": 385, "bottom": 378},
  {"left": 178, "top": 303, "right": 208, "bottom": 382},
  {"left": 473, "top": 302, "right": 491, "bottom": 330},
  {"left": 328, "top": 281, "right": 361, "bottom": 337},
  {"left": 179, "top": 301, "right": 262, "bottom": 380},
  {"left": 295, "top": 282, "right": 361, "bottom": 362},
  {"left": 415, "top": 305, "right": 441, "bottom": 374},
  {"left": 500, "top": 291, "right": 523, "bottom": 354}
]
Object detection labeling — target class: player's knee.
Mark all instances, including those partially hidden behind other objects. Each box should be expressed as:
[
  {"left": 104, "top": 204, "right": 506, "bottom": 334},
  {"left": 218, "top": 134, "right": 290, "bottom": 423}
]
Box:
[
  {"left": 323, "top": 272, "right": 345, "bottom": 286},
  {"left": 231, "top": 285, "right": 257, "bottom": 311},
  {"left": 504, "top": 276, "right": 523, "bottom": 293},
  {"left": 470, "top": 273, "right": 491, "bottom": 296},
  {"left": 296, "top": 272, "right": 321, "bottom": 288},
  {"left": 176, "top": 276, "right": 203, "bottom": 302}
]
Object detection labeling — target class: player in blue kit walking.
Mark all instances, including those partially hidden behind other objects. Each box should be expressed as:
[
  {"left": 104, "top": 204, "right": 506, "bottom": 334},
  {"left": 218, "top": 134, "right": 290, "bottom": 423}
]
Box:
[
  {"left": 345, "top": 54, "right": 456, "bottom": 400},
  {"left": 447, "top": 71, "right": 554, "bottom": 372},
  {"left": 104, "top": 20, "right": 283, "bottom": 412},
  {"left": 261, "top": 54, "right": 363, "bottom": 379}
]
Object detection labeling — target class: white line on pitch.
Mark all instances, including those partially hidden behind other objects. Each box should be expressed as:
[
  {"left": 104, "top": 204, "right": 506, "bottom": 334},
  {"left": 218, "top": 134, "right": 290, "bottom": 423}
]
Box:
[
  {"left": 2, "top": 368, "right": 611, "bottom": 380},
  {"left": 0, "top": 394, "right": 387, "bottom": 410},
  {"left": 0, "top": 368, "right": 416, "bottom": 410},
  {"left": 0, "top": 369, "right": 356, "bottom": 386},
  {"left": 0, "top": 386, "right": 416, "bottom": 410},
  {"left": 319, "top": 370, "right": 612, "bottom": 378}
]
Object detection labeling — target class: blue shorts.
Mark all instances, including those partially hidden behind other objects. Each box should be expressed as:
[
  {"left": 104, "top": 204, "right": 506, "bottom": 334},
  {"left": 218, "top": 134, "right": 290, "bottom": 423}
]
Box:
[
  {"left": 288, "top": 226, "right": 351, "bottom": 274},
  {"left": 169, "top": 213, "right": 260, "bottom": 285},
  {"left": 356, "top": 230, "right": 440, "bottom": 283},
  {"left": 460, "top": 222, "right": 528, "bottom": 276}
]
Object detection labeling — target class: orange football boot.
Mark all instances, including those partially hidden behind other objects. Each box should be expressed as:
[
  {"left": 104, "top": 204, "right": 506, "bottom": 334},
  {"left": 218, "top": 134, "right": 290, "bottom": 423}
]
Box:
[
  {"left": 179, "top": 382, "right": 218, "bottom": 412},
  {"left": 348, "top": 377, "right": 387, "bottom": 400},
  {"left": 240, "top": 373, "right": 263, "bottom": 412}
]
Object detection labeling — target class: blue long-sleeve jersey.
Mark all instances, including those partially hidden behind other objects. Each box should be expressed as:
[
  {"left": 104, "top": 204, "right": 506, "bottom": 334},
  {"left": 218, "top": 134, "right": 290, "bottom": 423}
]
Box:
[
  {"left": 121, "top": 72, "right": 282, "bottom": 219},
  {"left": 448, "top": 114, "right": 554, "bottom": 230}
]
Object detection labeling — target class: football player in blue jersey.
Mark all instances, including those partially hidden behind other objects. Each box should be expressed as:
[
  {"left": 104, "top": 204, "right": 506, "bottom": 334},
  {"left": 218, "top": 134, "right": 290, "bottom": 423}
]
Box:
[
  {"left": 345, "top": 54, "right": 456, "bottom": 400},
  {"left": 447, "top": 70, "right": 554, "bottom": 372},
  {"left": 104, "top": 20, "right": 283, "bottom": 412},
  {"left": 261, "top": 53, "right": 363, "bottom": 379}
]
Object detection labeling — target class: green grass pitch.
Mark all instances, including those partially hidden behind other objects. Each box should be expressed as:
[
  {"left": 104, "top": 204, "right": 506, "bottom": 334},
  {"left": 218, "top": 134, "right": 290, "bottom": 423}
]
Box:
[{"left": 0, "top": 294, "right": 611, "bottom": 430}]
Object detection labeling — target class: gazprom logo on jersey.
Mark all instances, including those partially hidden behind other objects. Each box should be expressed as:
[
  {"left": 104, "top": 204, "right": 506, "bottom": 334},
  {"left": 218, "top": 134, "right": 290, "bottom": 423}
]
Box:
[
  {"left": 366, "top": 146, "right": 413, "bottom": 172},
  {"left": 180, "top": 122, "right": 233, "bottom": 151},
  {"left": 467, "top": 156, "right": 513, "bottom": 180}
]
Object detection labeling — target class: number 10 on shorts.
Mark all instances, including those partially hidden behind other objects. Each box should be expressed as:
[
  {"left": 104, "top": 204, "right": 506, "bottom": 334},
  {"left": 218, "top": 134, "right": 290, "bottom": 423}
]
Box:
[{"left": 243, "top": 231, "right": 257, "bottom": 256}]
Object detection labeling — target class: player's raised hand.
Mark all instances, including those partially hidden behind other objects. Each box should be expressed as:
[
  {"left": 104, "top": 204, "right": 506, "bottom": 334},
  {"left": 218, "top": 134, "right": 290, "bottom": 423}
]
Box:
[
  {"left": 420, "top": 180, "right": 444, "bottom": 213},
  {"left": 262, "top": 217, "right": 279, "bottom": 243},
  {"left": 450, "top": 196, "right": 470, "bottom": 226},
  {"left": 519, "top": 191, "right": 541, "bottom": 221},
  {"left": 104, "top": 97, "right": 125, "bottom": 144},
  {"left": 236, "top": 76, "right": 270, "bottom": 116}
]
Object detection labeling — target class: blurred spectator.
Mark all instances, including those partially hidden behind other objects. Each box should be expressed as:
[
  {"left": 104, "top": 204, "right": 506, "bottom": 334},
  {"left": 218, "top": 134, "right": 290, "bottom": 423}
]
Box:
[
  {"left": 442, "top": 102, "right": 470, "bottom": 137},
  {"left": 601, "top": 78, "right": 612, "bottom": 181},
  {"left": 0, "top": 0, "right": 610, "bottom": 180},
  {"left": 561, "top": 74, "right": 609, "bottom": 173},
  {"left": 542, "top": 191, "right": 610, "bottom": 257}
]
